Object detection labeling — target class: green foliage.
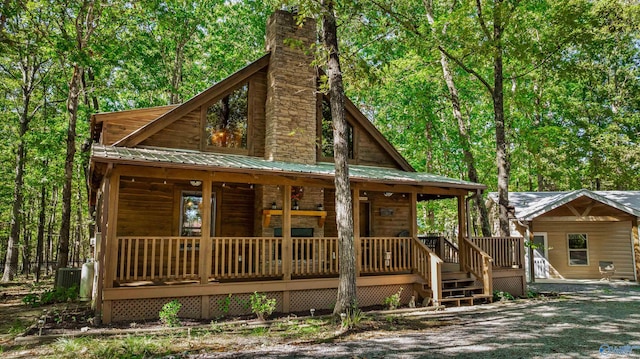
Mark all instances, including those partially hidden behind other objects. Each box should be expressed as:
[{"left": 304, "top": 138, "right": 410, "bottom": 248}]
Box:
[
  {"left": 493, "top": 290, "right": 515, "bottom": 302},
  {"left": 218, "top": 293, "right": 232, "bottom": 314},
  {"left": 526, "top": 289, "right": 540, "bottom": 299},
  {"left": 383, "top": 287, "right": 403, "bottom": 310},
  {"left": 340, "top": 307, "right": 365, "bottom": 329},
  {"left": 159, "top": 300, "right": 182, "bottom": 327},
  {"left": 22, "top": 285, "right": 79, "bottom": 307},
  {"left": 249, "top": 292, "right": 277, "bottom": 320}
]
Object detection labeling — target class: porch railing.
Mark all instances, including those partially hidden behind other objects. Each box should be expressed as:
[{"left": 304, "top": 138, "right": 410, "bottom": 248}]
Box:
[
  {"left": 291, "top": 237, "right": 339, "bottom": 277},
  {"left": 117, "top": 237, "right": 200, "bottom": 282},
  {"left": 460, "top": 237, "right": 492, "bottom": 296},
  {"left": 211, "top": 237, "right": 283, "bottom": 280},
  {"left": 470, "top": 237, "right": 524, "bottom": 269},
  {"left": 360, "top": 237, "right": 412, "bottom": 274},
  {"left": 419, "top": 235, "right": 459, "bottom": 263},
  {"left": 412, "top": 238, "right": 442, "bottom": 305}
]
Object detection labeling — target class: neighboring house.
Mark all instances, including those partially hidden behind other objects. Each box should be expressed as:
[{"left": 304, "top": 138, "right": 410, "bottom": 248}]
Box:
[
  {"left": 489, "top": 190, "right": 640, "bottom": 281},
  {"left": 88, "top": 10, "right": 525, "bottom": 323}
]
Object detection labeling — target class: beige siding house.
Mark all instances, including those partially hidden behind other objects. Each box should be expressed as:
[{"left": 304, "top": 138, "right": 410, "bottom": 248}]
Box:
[{"left": 490, "top": 190, "right": 640, "bottom": 281}]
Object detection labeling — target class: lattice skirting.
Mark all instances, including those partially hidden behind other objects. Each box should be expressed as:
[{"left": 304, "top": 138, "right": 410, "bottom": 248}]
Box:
[
  {"left": 493, "top": 276, "right": 526, "bottom": 297},
  {"left": 209, "top": 292, "right": 283, "bottom": 317},
  {"left": 112, "top": 296, "right": 201, "bottom": 322},
  {"left": 109, "top": 284, "right": 414, "bottom": 322}
]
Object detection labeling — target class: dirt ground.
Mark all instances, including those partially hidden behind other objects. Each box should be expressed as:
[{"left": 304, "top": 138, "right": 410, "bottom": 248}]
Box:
[
  {"left": 3, "top": 280, "right": 640, "bottom": 358},
  {"left": 191, "top": 281, "right": 640, "bottom": 358}
]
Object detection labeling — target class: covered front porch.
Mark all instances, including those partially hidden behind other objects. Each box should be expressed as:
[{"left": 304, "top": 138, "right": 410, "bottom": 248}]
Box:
[{"left": 91, "top": 147, "right": 525, "bottom": 323}]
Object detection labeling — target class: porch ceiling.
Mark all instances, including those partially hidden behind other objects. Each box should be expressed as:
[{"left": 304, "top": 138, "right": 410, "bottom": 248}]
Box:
[{"left": 91, "top": 144, "right": 485, "bottom": 191}]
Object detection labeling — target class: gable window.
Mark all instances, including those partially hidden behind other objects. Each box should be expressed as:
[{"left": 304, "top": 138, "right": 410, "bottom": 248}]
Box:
[
  {"left": 567, "top": 233, "right": 588, "bottom": 266},
  {"left": 206, "top": 83, "right": 248, "bottom": 150},
  {"left": 321, "top": 99, "right": 354, "bottom": 159}
]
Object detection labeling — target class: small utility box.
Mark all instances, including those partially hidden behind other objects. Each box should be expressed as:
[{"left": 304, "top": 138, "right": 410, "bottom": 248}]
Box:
[{"left": 56, "top": 268, "right": 82, "bottom": 290}]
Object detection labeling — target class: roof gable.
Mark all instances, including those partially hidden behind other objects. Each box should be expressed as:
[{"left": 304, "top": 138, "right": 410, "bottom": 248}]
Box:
[
  {"left": 113, "top": 54, "right": 271, "bottom": 148},
  {"left": 490, "top": 190, "right": 640, "bottom": 220}
]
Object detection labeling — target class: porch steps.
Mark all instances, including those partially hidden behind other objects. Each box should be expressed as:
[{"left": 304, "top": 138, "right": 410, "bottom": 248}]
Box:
[{"left": 440, "top": 271, "right": 490, "bottom": 307}]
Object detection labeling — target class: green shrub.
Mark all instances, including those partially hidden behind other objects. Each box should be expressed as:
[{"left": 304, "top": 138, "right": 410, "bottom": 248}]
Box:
[
  {"left": 159, "top": 300, "right": 182, "bottom": 327},
  {"left": 22, "top": 285, "right": 79, "bottom": 307},
  {"left": 383, "top": 287, "right": 403, "bottom": 310},
  {"left": 249, "top": 292, "right": 276, "bottom": 320},
  {"left": 493, "top": 290, "right": 515, "bottom": 302}
]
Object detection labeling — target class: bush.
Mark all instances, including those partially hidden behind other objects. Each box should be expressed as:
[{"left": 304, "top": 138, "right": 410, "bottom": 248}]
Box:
[
  {"left": 249, "top": 292, "right": 276, "bottom": 320},
  {"left": 383, "top": 287, "right": 403, "bottom": 310},
  {"left": 22, "top": 285, "right": 79, "bottom": 307},
  {"left": 159, "top": 300, "right": 182, "bottom": 327},
  {"left": 493, "top": 290, "right": 515, "bottom": 302}
]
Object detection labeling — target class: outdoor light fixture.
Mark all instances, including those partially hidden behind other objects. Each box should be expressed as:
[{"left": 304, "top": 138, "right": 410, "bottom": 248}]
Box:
[
  {"left": 383, "top": 192, "right": 393, "bottom": 197},
  {"left": 190, "top": 180, "right": 202, "bottom": 187}
]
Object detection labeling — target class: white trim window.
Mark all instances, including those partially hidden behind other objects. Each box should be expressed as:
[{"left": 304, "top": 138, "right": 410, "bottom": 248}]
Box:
[{"left": 567, "top": 233, "right": 589, "bottom": 266}]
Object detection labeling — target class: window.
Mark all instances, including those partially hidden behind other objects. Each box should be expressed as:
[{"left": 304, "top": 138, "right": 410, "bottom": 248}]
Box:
[
  {"left": 180, "top": 191, "right": 216, "bottom": 237},
  {"left": 321, "top": 99, "right": 354, "bottom": 158},
  {"left": 206, "top": 84, "right": 248, "bottom": 150},
  {"left": 567, "top": 233, "right": 588, "bottom": 266}
]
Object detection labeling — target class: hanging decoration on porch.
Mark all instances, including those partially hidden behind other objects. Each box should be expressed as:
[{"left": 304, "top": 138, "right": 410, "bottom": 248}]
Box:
[{"left": 291, "top": 186, "right": 303, "bottom": 210}]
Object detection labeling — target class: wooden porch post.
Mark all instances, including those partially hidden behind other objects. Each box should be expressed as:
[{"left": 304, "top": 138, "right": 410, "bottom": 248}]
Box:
[
  {"left": 102, "top": 168, "right": 121, "bottom": 323},
  {"left": 410, "top": 191, "right": 417, "bottom": 238},
  {"left": 200, "top": 178, "right": 212, "bottom": 285},
  {"left": 353, "top": 185, "right": 361, "bottom": 277},
  {"left": 457, "top": 195, "right": 467, "bottom": 269},
  {"left": 282, "top": 184, "right": 292, "bottom": 312},
  {"left": 200, "top": 177, "right": 212, "bottom": 319}
]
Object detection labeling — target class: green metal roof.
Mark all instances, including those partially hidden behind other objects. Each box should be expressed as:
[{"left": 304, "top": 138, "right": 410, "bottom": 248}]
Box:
[{"left": 91, "top": 144, "right": 485, "bottom": 190}]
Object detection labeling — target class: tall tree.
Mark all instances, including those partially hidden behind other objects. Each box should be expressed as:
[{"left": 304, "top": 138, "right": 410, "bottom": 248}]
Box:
[
  {"left": 1, "top": 5, "right": 49, "bottom": 281},
  {"left": 57, "top": 0, "right": 101, "bottom": 268},
  {"left": 321, "top": 0, "right": 357, "bottom": 315}
]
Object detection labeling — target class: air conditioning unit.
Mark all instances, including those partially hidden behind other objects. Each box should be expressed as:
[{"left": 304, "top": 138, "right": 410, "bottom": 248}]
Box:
[{"left": 56, "top": 268, "right": 82, "bottom": 290}]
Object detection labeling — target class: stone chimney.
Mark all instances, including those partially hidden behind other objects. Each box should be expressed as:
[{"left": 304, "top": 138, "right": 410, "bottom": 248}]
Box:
[{"left": 264, "top": 10, "right": 317, "bottom": 164}]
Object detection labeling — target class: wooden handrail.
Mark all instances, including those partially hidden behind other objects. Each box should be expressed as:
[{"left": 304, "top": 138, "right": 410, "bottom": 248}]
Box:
[
  {"left": 461, "top": 237, "right": 493, "bottom": 297},
  {"left": 412, "top": 238, "right": 442, "bottom": 306},
  {"left": 470, "top": 237, "right": 524, "bottom": 269}
]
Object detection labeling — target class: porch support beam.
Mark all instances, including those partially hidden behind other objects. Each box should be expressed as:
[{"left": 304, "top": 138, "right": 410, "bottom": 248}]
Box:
[
  {"left": 410, "top": 191, "right": 417, "bottom": 238},
  {"left": 353, "top": 184, "right": 361, "bottom": 277},
  {"left": 357, "top": 182, "right": 468, "bottom": 197},
  {"left": 102, "top": 167, "right": 121, "bottom": 323},
  {"left": 200, "top": 178, "right": 212, "bottom": 284},
  {"left": 281, "top": 183, "right": 292, "bottom": 312},
  {"left": 457, "top": 195, "right": 467, "bottom": 269}
]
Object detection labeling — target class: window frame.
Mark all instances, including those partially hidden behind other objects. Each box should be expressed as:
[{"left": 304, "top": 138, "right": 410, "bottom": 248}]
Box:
[
  {"left": 179, "top": 190, "right": 217, "bottom": 237},
  {"left": 567, "top": 233, "right": 589, "bottom": 266},
  {"left": 317, "top": 95, "right": 356, "bottom": 162},
  {"left": 201, "top": 82, "right": 251, "bottom": 155}
]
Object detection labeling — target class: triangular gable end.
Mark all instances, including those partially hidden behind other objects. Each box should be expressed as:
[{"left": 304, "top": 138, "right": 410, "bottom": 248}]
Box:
[
  {"left": 517, "top": 189, "right": 640, "bottom": 220},
  {"left": 113, "top": 54, "right": 271, "bottom": 148}
]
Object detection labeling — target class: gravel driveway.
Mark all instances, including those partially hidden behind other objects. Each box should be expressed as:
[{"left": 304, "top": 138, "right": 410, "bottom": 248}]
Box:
[{"left": 192, "top": 280, "right": 640, "bottom": 359}]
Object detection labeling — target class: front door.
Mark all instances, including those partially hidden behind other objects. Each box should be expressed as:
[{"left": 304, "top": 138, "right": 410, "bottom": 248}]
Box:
[{"left": 532, "top": 233, "right": 549, "bottom": 279}]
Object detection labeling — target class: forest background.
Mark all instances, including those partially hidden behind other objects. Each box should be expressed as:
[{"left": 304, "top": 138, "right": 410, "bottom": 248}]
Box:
[{"left": 0, "top": 0, "right": 638, "bottom": 281}]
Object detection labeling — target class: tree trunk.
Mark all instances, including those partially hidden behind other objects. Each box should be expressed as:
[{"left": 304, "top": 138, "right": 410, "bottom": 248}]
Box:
[
  {"left": 322, "top": 0, "right": 357, "bottom": 316},
  {"left": 2, "top": 72, "right": 33, "bottom": 282},
  {"left": 46, "top": 186, "right": 58, "bottom": 275},
  {"left": 36, "top": 173, "right": 46, "bottom": 282},
  {"left": 58, "top": 64, "right": 82, "bottom": 269},
  {"left": 425, "top": 0, "right": 492, "bottom": 237},
  {"left": 493, "top": 1, "right": 510, "bottom": 237}
]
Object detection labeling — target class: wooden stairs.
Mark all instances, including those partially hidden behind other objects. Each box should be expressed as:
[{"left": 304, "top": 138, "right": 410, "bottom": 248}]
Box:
[{"left": 440, "top": 271, "right": 492, "bottom": 307}]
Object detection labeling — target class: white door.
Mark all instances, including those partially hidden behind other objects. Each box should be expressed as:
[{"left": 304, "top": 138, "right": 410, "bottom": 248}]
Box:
[{"left": 532, "top": 233, "right": 549, "bottom": 279}]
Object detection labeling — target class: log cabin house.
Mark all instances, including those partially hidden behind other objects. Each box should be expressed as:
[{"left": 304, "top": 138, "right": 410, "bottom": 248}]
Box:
[
  {"left": 491, "top": 190, "right": 640, "bottom": 281},
  {"left": 88, "top": 10, "right": 526, "bottom": 323}
]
